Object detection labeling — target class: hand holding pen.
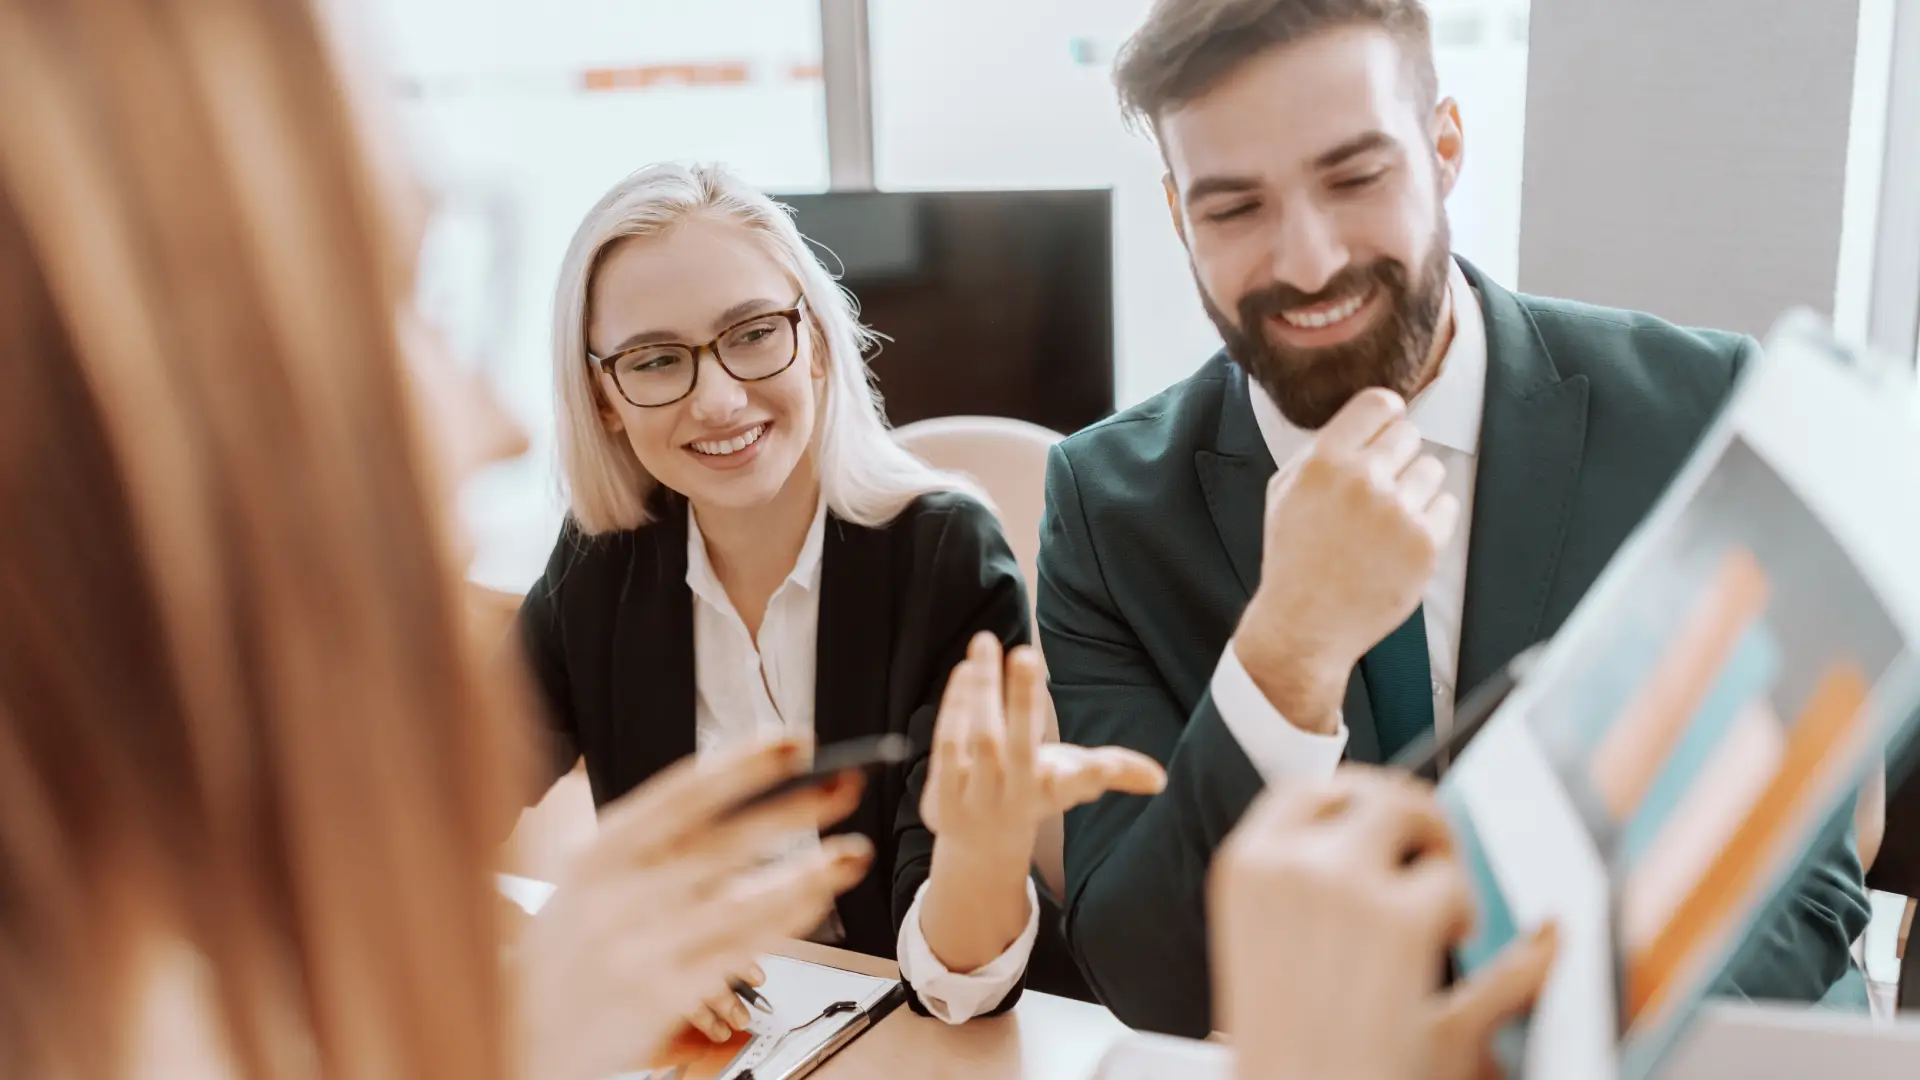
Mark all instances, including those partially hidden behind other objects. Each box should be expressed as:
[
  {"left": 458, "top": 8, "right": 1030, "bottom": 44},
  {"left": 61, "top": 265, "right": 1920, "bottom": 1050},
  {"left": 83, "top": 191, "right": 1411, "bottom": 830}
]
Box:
[
  {"left": 516, "top": 737, "right": 869, "bottom": 1080},
  {"left": 683, "top": 967, "right": 777, "bottom": 1043}
]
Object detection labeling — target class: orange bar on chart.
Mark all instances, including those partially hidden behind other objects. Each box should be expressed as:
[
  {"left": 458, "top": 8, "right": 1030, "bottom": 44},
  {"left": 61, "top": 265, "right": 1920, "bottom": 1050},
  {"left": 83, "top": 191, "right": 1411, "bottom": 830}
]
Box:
[
  {"left": 1625, "top": 663, "right": 1868, "bottom": 1023},
  {"left": 1618, "top": 699, "right": 1785, "bottom": 952},
  {"left": 1591, "top": 549, "right": 1770, "bottom": 821}
]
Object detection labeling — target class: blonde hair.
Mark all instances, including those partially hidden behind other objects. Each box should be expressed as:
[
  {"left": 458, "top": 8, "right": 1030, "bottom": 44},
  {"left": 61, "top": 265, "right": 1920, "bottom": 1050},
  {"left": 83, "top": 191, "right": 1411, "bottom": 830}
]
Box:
[
  {"left": 551, "top": 162, "right": 977, "bottom": 534},
  {"left": 0, "top": 1, "right": 523, "bottom": 1078}
]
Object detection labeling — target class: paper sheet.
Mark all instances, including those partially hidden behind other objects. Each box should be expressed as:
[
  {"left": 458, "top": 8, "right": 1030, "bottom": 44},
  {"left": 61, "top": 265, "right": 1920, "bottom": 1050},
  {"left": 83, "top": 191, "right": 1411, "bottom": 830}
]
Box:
[
  {"left": 1441, "top": 311, "right": 1920, "bottom": 1080},
  {"left": 639, "top": 955, "right": 900, "bottom": 1080}
]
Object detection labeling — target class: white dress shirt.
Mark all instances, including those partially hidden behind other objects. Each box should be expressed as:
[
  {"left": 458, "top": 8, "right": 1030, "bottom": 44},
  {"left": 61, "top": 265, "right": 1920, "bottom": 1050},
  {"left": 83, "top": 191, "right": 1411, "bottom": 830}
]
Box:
[
  {"left": 1213, "top": 258, "right": 1488, "bottom": 781},
  {"left": 687, "top": 499, "right": 1032, "bottom": 1024}
]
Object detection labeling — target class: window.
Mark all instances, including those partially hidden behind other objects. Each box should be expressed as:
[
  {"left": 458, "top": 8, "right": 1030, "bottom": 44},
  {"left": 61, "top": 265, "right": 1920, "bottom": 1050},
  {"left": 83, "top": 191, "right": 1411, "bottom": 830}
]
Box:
[
  {"left": 368, "top": 0, "right": 1536, "bottom": 584},
  {"left": 869, "top": 0, "right": 1534, "bottom": 408},
  {"left": 364, "top": 0, "right": 830, "bottom": 588}
]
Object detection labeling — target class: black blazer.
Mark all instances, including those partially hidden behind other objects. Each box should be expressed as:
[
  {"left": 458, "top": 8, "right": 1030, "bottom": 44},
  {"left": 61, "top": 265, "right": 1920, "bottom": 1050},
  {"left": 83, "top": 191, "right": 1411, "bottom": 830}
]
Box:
[{"left": 516, "top": 489, "right": 1031, "bottom": 1014}]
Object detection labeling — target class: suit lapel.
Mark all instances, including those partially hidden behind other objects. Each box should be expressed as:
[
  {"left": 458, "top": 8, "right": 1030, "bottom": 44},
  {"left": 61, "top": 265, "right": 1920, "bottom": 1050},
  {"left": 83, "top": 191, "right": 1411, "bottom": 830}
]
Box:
[
  {"left": 1194, "top": 360, "right": 1380, "bottom": 761},
  {"left": 608, "top": 497, "right": 697, "bottom": 793},
  {"left": 1194, "top": 359, "right": 1274, "bottom": 598},
  {"left": 815, "top": 513, "right": 893, "bottom": 838},
  {"left": 1456, "top": 261, "right": 1591, "bottom": 693}
]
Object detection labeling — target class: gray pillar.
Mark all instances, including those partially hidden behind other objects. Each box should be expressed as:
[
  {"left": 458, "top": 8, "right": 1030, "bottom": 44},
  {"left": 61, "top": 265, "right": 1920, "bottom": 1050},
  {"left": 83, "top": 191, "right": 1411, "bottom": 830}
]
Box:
[
  {"left": 820, "top": 0, "right": 876, "bottom": 191},
  {"left": 1517, "top": 0, "right": 1863, "bottom": 337},
  {"left": 1864, "top": 0, "right": 1920, "bottom": 362}
]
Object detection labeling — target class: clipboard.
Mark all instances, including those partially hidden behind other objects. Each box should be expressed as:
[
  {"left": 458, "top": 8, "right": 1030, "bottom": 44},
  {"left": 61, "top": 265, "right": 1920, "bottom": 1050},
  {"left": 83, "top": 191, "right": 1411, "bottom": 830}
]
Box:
[{"left": 637, "top": 955, "right": 907, "bottom": 1080}]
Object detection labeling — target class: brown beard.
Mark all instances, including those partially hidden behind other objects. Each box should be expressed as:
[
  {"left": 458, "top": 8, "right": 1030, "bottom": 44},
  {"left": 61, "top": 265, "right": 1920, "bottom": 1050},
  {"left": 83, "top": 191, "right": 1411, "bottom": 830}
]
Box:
[{"left": 1200, "top": 222, "right": 1452, "bottom": 431}]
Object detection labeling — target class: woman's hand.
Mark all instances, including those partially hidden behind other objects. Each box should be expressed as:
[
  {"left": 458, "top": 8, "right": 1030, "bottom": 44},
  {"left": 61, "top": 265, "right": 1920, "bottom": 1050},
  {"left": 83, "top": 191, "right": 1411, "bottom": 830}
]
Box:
[
  {"left": 917, "top": 633, "right": 1165, "bottom": 973},
  {"left": 1212, "top": 768, "right": 1556, "bottom": 1080},
  {"left": 681, "top": 962, "right": 766, "bottom": 1044},
  {"left": 516, "top": 737, "right": 872, "bottom": 1080}
]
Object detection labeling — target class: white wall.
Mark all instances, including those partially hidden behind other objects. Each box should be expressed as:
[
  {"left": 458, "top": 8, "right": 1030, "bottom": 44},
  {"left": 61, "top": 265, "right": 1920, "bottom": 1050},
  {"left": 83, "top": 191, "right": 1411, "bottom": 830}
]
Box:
[
  {"left": 363, "top": 0, "right": 831, "bottom": 587},
  {"left": 1517, "top": 0, "right": 1862, "bottom": 337},
  {"left": 869, "top": 0, "right": 1533, "bottom": 407}
]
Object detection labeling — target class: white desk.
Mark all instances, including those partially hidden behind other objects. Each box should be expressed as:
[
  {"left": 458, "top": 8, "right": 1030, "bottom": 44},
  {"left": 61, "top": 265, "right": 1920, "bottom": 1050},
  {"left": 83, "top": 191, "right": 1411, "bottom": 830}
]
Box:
[{"left": 773, "top": 941, "right": 1131, "bottom": 1079}]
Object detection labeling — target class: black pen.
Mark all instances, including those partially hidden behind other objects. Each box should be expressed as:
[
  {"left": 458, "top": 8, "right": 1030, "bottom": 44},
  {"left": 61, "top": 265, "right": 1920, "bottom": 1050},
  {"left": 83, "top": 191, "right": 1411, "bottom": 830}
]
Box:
[
  {"left": 1389, "top": 643, "right": 1545, "bottom": 781},
  {"left": 729, "top": 977, "right": 774, "bottom": 1015}
]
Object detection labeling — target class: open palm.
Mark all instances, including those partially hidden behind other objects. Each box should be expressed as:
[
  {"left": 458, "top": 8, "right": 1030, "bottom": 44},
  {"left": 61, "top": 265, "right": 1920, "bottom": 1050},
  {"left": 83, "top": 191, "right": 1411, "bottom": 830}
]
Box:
[{"left": 920, "top": 634, "right": 1165, "bottom": 863}]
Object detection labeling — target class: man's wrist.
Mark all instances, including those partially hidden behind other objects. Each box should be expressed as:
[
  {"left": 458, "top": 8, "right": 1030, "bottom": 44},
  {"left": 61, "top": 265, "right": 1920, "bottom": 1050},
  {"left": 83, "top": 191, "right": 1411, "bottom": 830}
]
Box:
[{"left": 1233, "top": 607, "right": 1347, "bottom": 735}]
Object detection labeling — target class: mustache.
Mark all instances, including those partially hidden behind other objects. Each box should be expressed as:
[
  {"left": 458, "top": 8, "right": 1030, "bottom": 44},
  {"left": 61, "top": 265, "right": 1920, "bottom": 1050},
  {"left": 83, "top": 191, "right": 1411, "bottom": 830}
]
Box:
[{"left": 1237, "top": 260, "right": 1410, "bottom": 322}]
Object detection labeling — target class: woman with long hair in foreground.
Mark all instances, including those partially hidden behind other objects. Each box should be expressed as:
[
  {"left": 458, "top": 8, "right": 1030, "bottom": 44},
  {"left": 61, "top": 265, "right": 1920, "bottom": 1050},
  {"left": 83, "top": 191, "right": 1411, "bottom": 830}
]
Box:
[{"left": 0, "top": 1, "right": 866, "bottom": 1077}]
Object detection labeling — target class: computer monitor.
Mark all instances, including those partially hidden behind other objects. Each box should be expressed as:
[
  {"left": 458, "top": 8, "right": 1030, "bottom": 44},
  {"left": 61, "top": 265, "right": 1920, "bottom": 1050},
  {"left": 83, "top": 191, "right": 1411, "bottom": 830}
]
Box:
[{"left": 775, "top": 189, "right": 1115, "bottom": 436}]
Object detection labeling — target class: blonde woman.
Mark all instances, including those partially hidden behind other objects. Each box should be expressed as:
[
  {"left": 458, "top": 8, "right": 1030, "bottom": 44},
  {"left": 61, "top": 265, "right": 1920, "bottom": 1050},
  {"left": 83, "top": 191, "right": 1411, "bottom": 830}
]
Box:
[
  {"left": 517, "top": 162, "right": 1165, "bottom": 1035},
  {"left": 0, "top": 3, "right": 873, "bottom": 1079}
]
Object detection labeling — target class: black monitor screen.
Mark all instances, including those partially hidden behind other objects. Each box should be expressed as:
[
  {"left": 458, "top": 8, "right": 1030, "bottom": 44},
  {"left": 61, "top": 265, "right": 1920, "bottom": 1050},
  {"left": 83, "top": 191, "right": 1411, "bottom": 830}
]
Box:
[{"left": 775, "top": 189, "right": 1114, "bottom": 435}]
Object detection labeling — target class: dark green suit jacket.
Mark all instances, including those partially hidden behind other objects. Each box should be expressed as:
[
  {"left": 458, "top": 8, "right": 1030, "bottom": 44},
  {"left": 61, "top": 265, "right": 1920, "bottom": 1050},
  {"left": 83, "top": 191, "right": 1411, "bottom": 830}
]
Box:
[{"left": 1037, "top": 261, "right": 1871, "bottom": 1037}]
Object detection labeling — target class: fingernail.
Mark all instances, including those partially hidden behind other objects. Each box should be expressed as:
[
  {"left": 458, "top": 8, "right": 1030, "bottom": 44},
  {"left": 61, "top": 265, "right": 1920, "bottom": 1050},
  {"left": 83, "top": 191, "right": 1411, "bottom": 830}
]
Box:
[
  {"left": 817, "top": 772, "right": 864, "bottom": 804},
  {"left": 832, "top": 835, "right": 876, "bottom": 863}
]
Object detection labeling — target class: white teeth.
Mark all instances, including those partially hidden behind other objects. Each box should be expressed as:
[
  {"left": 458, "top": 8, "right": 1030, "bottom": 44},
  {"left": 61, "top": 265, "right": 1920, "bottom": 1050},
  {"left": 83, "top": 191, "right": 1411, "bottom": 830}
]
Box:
[
  {"left": 1280, "top": 290, "right": 1368, "bottom": 329},
  {"left": 690, "top": 423, "right": 769, "bottom": 457}
]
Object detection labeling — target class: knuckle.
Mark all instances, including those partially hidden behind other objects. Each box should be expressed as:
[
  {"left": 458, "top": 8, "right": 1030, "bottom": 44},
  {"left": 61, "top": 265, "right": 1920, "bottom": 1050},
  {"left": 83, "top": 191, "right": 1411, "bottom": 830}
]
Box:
[
  {"left": 1255, "top": 841, "right": 1329, "bottom": 885},
  {"left": 1413, "top": 529, "right": 1442, "bottom": 569},
  {"left": 1353, "top": 386, "right": 1403, "bottom": 418},
  {"left": 1297, "top": 453, "right": 1342, "bottom": 490},
  {"left": 1364, "top": 463, "right": 1399, "bottom": 500}
]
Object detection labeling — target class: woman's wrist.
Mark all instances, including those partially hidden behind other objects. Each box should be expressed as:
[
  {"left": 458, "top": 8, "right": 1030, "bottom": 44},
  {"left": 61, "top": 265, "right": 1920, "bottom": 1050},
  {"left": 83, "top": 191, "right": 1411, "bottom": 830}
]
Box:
[
  {"left": 918, "top": 836, "right": 1036, "bottom": 973},
  {"left": 930, "top": 829, "right": 1035, "bottom": 887}
]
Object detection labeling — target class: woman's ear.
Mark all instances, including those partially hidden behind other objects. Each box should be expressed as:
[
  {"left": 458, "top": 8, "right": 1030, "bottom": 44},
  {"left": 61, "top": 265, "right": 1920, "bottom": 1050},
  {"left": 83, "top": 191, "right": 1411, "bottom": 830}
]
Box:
[{"left": 594, "top": 382, "right": 626, "bottom": 434}]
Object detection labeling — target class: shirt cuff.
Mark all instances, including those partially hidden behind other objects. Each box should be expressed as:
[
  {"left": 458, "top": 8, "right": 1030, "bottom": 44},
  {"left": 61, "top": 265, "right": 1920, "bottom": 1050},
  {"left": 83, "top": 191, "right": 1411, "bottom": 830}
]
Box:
[
  {"left": 895, "top": 876, "right": 1039, "bottom": 1024},
  {"left": 1212, "top": 641, "right": 1349, "bottom": 782}
]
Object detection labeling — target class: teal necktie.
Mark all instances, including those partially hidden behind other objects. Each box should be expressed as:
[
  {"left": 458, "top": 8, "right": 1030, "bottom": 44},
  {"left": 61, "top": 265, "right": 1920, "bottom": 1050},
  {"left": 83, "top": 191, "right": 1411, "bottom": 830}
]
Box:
[{"left": 1361, "top": 605, "right": 1435, "bottom": 761}]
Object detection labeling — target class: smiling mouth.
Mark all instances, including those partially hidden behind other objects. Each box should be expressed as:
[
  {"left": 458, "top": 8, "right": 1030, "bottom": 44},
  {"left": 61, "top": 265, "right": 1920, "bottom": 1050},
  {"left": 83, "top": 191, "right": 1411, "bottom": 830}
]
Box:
[
  {"left": 1274, "top": 286, "right": 1375, "bottom": 331},
  {"left": 687, "top": 422, "right": 770, "bottom": 457}
]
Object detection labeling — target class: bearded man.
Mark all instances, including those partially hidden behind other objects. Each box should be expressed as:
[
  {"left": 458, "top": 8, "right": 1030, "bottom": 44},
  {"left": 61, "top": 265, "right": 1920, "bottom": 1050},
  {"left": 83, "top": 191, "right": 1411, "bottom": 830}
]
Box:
[{"left": 1035, "top": 0, "right": 1870, "bottom": 1037}]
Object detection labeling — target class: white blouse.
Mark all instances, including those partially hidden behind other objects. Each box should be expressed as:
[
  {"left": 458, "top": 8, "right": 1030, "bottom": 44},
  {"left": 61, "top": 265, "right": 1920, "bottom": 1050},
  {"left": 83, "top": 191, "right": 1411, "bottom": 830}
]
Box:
[{"left": 686, "top": 501, "right": 1037, "bottom": 1024}]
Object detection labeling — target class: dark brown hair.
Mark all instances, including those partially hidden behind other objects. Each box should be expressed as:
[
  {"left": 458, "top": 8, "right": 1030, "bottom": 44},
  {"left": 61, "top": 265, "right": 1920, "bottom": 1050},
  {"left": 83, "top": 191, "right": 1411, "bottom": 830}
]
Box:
[
  {"left": 1114, "top": 0, "right": 1440, "bottom": 132},
  {"left": 0, "top": 0, "right": 528, "bottom": 1077}
]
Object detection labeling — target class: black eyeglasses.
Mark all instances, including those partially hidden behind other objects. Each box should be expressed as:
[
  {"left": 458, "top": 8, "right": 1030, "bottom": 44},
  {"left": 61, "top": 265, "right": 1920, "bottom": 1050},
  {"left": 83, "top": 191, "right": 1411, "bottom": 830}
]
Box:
[{"left": 589, "top": 299, "right": 805, "bottom": 409}]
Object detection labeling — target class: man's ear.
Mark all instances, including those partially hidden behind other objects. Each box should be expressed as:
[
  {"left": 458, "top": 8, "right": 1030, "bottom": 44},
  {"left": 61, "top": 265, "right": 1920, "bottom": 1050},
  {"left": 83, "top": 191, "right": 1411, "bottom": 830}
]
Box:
[
  {"left": 1164, "top": 173, "right": 1189, "bottom": 248},
  {"left": 1431, "top": 97, "right": 1465, "bottom": 199}
]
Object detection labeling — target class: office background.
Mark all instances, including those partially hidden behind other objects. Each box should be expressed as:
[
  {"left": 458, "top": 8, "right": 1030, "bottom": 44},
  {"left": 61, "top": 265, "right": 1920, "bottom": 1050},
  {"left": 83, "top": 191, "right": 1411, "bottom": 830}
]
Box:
[{"left": 365, "top": 0, "right": 1920, "bottom": 1000}]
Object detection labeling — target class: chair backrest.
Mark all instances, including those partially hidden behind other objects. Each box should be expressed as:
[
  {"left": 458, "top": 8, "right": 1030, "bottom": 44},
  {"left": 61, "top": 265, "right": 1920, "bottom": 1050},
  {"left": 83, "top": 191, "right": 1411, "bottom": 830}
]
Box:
[
  {"left": 893, "top": 415, "right": 1062, "bottom": 628},
  {"left": 895, "top": 416, "right": 1070, "bottom": 900}
]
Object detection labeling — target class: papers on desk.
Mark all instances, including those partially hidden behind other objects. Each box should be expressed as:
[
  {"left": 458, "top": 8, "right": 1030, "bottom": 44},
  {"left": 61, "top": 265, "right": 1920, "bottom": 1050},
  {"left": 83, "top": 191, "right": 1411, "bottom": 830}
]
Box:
[
  {"left": 1655, "top": 1001, "right": 1920, "bottom": 1079},
  {"left": 1088, "top": 1033, "right": 1232, "bottom": 1080},
  {"left": 1089, "top": 1004, "right": 1920, "bottom": 1080},
  {"left": 634, "top": 955, "right": 904, "bottom": 1080},
  {"left": 1438, "top": 311, "right": 1920, "bottom": 1080}
]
